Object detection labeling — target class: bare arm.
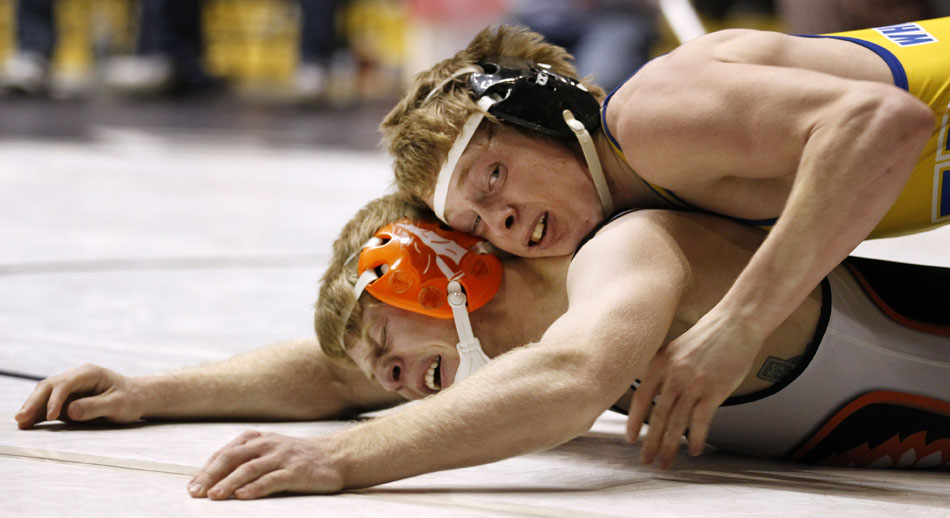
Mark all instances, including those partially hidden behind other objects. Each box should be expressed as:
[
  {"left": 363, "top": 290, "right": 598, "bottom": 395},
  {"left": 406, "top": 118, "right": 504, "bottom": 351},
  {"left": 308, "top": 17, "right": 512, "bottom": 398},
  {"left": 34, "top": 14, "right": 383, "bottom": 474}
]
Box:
[
  {"left": 341, "top": 218, "right": 689, "bottom": 488},
  {"left": 136, "top": 338, "right": 400, "bottom": 420},
  {"left": 187, "top": 213, "right": 691, "bottom": 497},
  {"left": 15, "top": 338, "right": 401, "bottom": 428},
  {"left": 615, "top": 28, "right": 933, "bottom": 342},
  {"left": 616, "top": 29, "right": 933, "bottom": 464}
]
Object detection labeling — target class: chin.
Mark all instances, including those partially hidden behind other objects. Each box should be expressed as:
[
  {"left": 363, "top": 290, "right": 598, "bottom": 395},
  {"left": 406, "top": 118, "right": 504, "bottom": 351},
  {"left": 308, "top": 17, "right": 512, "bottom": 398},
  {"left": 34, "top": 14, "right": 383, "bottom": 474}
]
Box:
[{"left": 520, "top": 246, "right": 552, "bottom": 258}]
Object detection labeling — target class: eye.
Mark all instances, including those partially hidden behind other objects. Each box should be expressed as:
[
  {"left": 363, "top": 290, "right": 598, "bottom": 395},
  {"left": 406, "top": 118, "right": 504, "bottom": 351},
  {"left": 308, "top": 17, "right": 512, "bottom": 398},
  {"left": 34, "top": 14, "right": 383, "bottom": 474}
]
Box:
[
  {"left": 487, "top": 166, "right": 504, "bottom": 191},
  {"left": 471, "top": 215, "right": 482, "bottom": 234},
  {"left": 488, "top": 167, "right": 500, "bottom": 190}
]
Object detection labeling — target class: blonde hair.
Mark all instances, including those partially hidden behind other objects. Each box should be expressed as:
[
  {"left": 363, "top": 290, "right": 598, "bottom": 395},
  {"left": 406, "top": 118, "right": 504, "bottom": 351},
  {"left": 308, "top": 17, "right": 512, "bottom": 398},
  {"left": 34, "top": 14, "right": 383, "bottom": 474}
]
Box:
[
  {"left": 314, "top": 192, "right": 437, "bottom": 362},
  {"left": 380, "top": 25, "right": 606, "bottom": 202}
]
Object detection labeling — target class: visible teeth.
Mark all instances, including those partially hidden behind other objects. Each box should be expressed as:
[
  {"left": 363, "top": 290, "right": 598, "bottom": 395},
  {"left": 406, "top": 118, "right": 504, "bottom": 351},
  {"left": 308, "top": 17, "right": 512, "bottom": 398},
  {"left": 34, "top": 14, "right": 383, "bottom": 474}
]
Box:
[
  {"left": 530, "top": 213, "right": 546, "bottom": 245},
  {"left": 424, "top": 357, "right": 442, "bottom": 391}
]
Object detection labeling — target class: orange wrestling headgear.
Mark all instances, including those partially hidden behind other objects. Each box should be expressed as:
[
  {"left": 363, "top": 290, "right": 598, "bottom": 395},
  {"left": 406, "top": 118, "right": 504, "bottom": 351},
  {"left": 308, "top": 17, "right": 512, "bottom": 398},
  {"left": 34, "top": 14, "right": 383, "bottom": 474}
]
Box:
[
  {"left": 354, "top": 220, "right": 502, "bottom": 319},
  {"left": 349, "top": 220, "right": 503, "bottom": 382}
]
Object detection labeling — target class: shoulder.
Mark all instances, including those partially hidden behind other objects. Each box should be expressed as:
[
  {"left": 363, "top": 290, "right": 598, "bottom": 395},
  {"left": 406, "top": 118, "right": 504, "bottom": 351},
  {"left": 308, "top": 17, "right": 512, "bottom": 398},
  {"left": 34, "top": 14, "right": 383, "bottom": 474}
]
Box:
[
  {"left": 575, "top": 208, "right": 722, "bottom": 259},
  {"left": 568, "top": 210, "right": 692, "bottom": 296},
  {"left": 611, "top": 27, "right": 799, "bottom": 105},
  {"left": 569, "top": 209, "right": 766, "bottom": 296}
]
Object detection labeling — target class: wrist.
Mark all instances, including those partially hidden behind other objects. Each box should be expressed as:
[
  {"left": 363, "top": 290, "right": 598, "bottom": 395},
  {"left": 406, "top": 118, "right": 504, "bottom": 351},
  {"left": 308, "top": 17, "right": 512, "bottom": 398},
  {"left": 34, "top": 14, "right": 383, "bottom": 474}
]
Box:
[
  {"left": 132, "top": 375, "right": 169, "bottom": 419},
  {"left": 704, "top": 302, "right": 773, "bottom": 347},
  {"left": 321, "top": 430, "right": 363, "bottom": 490}
]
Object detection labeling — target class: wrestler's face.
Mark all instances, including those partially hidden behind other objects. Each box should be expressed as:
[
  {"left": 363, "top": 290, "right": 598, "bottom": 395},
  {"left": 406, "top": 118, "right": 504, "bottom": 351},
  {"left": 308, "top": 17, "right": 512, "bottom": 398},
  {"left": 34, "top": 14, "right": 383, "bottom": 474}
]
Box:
[
  {"left": 432, "top": 124, "right": 603, "bottom": 257},
  {"left": 347, "top": 304, "right": 462, "bottom": 400}
]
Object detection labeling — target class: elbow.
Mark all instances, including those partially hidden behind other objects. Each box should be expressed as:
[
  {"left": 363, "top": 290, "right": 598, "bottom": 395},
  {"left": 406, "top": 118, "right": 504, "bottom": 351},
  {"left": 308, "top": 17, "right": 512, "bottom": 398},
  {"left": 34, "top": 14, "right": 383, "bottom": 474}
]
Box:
[
  {"left": 526, "top": 345, "right": 619, "bottom": 439},
  {"left": 884, "top": 86, "right": 935, "bottom": 140},
  {"left": 882, "top": 92, "right": 933, "bottom": 182},
  {"left": 545, "top": 345, "right": 630, "bottom": 432},
  {"left": 844, "top": 87, "right": 933, "bottom": 182},
  {"left": 879, "top": 87, "right": 933, "bottom": 143}
]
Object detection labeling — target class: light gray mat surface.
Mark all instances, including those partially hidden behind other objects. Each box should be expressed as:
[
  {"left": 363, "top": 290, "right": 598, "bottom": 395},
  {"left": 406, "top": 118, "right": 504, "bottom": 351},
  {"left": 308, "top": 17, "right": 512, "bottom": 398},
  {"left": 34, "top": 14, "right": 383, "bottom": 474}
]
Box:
[{"left": 2, "top": 132, "right": 948, "bottom": 517}]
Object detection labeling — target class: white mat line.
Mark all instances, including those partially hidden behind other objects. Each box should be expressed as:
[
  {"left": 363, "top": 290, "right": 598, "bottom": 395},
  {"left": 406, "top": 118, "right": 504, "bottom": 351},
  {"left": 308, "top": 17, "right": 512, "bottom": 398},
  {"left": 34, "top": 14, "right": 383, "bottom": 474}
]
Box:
[
  {"left": 0, "top": 254, "right": 327, "bottom": 276},
  {"left": 2, "top": 445, "right": 623, "bottom": 516},
  {"left": 0, "top": 445, "right": 198, "bottom": 476},
  {"left": 346, "top": 491, "right": 629, "bottom": 518}
]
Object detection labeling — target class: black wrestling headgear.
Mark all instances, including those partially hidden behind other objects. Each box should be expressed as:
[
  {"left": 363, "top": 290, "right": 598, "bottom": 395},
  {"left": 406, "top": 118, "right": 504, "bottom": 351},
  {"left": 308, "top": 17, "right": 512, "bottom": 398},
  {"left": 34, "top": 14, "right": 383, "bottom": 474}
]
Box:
[
  {"left": 469, "top": 59, "right": 602, "bottom": 140},
  {"left": 430, "top": 58, "right": 613, "bottom": 223}
]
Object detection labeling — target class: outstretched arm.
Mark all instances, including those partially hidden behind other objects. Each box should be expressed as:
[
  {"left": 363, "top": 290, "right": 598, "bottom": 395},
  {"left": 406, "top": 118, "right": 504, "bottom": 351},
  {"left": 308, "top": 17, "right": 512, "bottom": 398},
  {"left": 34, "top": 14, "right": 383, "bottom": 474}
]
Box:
[
  {"left": 615, "top": 29, "right": 933, "bottom": 464},
  {"left": 187, "top": 214, "right": 690, "bottom": 499},
  {"left": 15, "top": 338, "right": 401, "bottom": 429}
]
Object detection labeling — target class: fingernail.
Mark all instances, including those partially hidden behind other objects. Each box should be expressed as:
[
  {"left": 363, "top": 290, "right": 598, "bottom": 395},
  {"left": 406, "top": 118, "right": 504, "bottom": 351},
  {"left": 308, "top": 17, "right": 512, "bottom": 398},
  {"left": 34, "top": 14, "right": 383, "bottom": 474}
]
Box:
[{"left": 188, "top": 483, "right": 202, "bottom": 494}]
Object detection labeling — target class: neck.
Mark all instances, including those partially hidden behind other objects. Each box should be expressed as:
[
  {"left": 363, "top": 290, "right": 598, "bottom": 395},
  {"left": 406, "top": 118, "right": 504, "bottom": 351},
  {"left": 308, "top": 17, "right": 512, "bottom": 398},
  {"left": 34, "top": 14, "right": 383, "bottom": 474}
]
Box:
[
  {"left": 471, "top": 255, "right": 571, "bottom": 357},
  {"left": 594, "top": 133, "right": 673, "bottom": 213}
]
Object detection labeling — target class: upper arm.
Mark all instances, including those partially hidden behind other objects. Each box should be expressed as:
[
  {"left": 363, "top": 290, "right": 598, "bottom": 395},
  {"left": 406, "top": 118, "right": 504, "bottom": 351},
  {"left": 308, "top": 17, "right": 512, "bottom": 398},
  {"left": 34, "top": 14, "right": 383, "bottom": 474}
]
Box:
[
  {"left": 608, "top": 29, "right": 919, "bottom": 189},
  {"left": 541, "top": 213, "right": 690, "bottom": 393}
]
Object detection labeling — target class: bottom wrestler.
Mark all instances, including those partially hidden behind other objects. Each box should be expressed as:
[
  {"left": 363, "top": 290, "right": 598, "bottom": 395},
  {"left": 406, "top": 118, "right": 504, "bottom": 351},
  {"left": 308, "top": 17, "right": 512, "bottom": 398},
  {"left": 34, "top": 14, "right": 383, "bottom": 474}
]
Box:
[{"left": 15, "top": 194, "right": 950, "bottom": 500}]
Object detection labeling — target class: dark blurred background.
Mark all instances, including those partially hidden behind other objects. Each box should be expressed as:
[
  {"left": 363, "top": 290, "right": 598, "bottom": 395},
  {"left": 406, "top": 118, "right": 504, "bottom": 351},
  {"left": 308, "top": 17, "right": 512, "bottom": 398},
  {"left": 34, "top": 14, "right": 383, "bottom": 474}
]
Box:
[{"left": 1, "top": 0, "right": 948, "bottom": 148}]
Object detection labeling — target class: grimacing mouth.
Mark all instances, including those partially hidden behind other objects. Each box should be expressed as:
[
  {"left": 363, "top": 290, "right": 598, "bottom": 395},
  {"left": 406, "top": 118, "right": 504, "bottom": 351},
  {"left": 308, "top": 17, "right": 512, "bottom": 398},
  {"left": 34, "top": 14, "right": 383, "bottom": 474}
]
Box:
[
  {"left": 528, "top": 212, "right": 547, "bottom": 246},
  {"left": 424, "top": 355, "right": 442, "bottom": 392}
]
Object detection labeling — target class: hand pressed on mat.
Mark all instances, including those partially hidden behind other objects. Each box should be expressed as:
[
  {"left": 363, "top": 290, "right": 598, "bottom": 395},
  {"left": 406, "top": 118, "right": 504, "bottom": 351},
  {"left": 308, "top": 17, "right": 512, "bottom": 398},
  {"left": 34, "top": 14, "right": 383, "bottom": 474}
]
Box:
[
  {"left": 15, "top": 364, "right": 145, "bottom": 428},
  {"left": 188, "top": 430, "right": 345, "bottom": 500}
]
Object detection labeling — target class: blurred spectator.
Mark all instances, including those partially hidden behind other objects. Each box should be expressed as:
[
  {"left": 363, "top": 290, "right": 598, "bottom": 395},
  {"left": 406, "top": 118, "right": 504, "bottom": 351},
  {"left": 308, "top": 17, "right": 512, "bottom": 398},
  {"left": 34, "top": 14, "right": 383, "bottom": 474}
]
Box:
[
  {"left": 102, "top": 0, "right": 220, "bottom": 96},
  {"left": 2, "top": 0, "right": 219, "bottom": 97},
  {"left": 693, "top": 0, "right": 773, "bottom": 22},
  {"left": 295, "top": 0, "right": 351, "bottom": 103},
  {"left": 777, "top": 0, "right": 950, "bottom": 34},
  {"left": 507, "top": 0, "right": 659, "bottom": 92},
  {"left": 2, "top": 0, "right": 56, "bottom": 95}
]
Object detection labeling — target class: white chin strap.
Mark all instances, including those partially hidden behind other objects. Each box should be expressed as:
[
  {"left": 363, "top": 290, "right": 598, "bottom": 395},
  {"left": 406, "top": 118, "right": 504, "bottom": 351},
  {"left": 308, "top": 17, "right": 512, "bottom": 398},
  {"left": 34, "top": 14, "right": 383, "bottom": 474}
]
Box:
[
  {"left": 433, "top": 96, "right": 496, "bottom": 223},
  {"left": 347, "top": 256, "right": 491, "bottom": 384},
  {"left": 432, "top": 98, "right": 614, "bottom": 224},
  {"left": 446, "top": 280, "right": 490, "bottom": 382},
  {"left": 562, "top": 110, "right": 613, "bottom": 216}
]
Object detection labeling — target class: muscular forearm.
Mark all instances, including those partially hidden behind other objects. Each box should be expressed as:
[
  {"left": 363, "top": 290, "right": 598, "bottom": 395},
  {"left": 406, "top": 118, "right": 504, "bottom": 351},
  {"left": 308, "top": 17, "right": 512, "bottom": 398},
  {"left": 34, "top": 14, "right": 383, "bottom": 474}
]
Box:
[
  {"left": 715, "top": 87, "right": 932, "bottom": 338},
  {"left": 328, "top": 341, "right": 625, "bottom": 489},
  {"left": 136, "top": 338, "right": 399, "bottom": 421}
]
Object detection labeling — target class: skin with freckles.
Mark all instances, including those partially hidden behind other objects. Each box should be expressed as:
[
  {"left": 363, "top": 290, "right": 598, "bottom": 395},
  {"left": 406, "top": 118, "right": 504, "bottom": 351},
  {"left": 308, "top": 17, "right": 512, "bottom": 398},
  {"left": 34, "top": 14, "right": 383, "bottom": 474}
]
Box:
[
  {"left": 435, "top": 124, "right": 607, "bottom": 257},
  {"left": 352, "top": 307, "right": 464, "bottom": 399},
  {"left": 15, "top": 339, "right": 400, "bottom": 430},
  {"left": 413, "top": 23, "right": 944, "bottom": 466},
  {"left": 19, "top": 205, "right": 941, "bottom": 499},
  {"left": 185, "top": 209, "right": 834, "bottom": 499}
]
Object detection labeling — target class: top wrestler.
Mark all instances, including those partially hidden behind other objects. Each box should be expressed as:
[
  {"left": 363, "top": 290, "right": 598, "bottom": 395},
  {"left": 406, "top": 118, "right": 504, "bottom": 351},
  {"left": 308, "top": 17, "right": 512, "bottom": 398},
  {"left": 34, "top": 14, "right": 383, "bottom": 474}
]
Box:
[
  {"left": 380, "top": 18, "right": 950, "bottom": 463},
  {"left": 17, "top": 193, "right": 949, "bottom": 499}
]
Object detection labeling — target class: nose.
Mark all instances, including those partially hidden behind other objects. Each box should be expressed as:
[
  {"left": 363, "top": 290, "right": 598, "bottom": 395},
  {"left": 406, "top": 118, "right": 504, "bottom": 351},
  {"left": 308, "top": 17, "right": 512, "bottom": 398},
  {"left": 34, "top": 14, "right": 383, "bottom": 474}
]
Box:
[
  {"left": 487, "top": 205, "right": 517, "bottom": 233},
  {"left": 376, "top": 357, "right": 406, "bottom": 392}
]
